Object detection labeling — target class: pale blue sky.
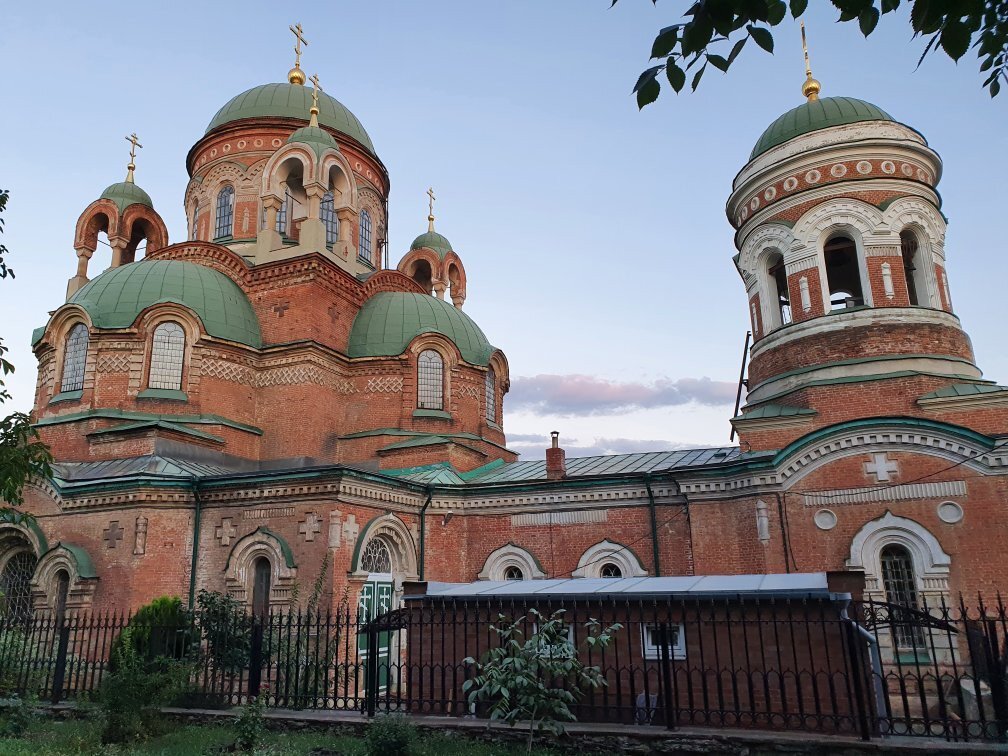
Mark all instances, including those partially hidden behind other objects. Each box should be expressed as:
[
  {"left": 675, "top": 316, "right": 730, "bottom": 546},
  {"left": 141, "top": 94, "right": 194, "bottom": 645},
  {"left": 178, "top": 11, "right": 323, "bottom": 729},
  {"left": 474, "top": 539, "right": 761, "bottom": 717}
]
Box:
[{"left": 1, "top": 2, "right": 1005, "bottom": 458}]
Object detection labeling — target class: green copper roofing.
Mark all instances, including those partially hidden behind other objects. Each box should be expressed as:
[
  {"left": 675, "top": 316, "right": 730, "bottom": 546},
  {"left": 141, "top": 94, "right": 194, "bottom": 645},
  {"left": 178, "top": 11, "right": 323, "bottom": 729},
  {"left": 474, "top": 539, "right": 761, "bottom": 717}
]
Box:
[
  {"left": 410, "top": 231, "right": 453, "bottom": 259},
  {"left": 45, "top": 543, "right": 98, "bottom": 579},
  {"left": 918, "top": 383, "right": 1008, "bottom": 400},
  {"left": 348, "top": 292, "right": 495, "bottom": 366},
  {"left": 751, "top": 97, "right": 896, "bottom": 160},
  {"left": 287, "top": 125, "right": 339, "bottom": 158},
  {"left": 69, "top": 260, "right": 261, "bottom": 348},
  {"left": 99, "top": 181, "right": 154, "bottom": 213},
  {"left": 206, "top": 83, "right": 376, "bottom": 156},
  {"left": 741, "top": 404, "right": 816, "bottom": 419}
]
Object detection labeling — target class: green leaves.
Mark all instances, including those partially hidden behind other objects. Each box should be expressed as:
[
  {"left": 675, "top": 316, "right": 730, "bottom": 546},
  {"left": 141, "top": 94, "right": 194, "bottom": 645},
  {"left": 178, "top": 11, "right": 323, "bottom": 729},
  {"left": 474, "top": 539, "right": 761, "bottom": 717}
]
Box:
[
  {"left": 859, "top": 7, "right": 881, "bottom": 36},
  {"left": 939, "top": 18, "right": 971, "bottom": 60},
  {"left": 747, "top": 24, "right": 774, "bottom": 52},
  {"left": 634, "top": 65, "right": 663, "bottom": 109}
]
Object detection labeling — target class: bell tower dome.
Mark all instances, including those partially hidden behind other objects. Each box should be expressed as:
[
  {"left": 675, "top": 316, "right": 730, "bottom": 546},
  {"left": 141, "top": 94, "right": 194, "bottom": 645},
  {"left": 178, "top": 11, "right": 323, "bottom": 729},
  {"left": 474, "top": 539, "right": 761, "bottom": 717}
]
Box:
[{"left": 726, "top": 31, "right": 1001, "bottom": 450}]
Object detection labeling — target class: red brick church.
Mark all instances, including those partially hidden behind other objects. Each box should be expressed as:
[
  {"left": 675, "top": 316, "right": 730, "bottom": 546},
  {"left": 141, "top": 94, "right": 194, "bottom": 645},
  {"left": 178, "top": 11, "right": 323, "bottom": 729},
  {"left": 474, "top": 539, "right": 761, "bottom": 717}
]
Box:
[{"left": 5, "top": 29, "right": 1007, "bottom": 641}]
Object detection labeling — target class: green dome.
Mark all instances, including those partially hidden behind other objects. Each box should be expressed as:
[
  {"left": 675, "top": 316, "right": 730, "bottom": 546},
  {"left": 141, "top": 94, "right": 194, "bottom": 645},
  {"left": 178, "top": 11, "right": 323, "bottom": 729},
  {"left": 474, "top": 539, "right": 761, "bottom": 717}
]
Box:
[
  {"left": 750, "top": 97, "right": 895, "bottom": 160},
  {"left": 410, "top": 231, "right": 453, "bottom": 259},
  {"left": 99, "top": 181, "right": 153, "bottom": 213},
  {"left": 287, "top": 124, "right": 339, "bottom": 157},
  {"left": 348, "top": 292, "right": 494, "bottom": 366},
  {"left": 69, "top": 260, "right": 261, "bottom": 348},
  {"left": 206, "top": 83, "right": 376, "bottom": 156}
]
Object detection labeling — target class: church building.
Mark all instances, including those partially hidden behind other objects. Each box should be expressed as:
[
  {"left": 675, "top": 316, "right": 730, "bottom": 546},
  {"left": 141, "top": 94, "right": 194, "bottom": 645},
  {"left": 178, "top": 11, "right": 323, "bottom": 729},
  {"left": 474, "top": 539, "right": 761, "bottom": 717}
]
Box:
[{"left": 4, "top": 27, "right": 1007, "bottom": 634}]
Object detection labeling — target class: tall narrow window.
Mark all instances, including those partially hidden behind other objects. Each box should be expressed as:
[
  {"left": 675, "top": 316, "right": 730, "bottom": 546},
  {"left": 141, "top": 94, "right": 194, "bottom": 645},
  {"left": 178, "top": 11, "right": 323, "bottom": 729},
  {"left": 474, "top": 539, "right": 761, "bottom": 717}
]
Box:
[
  {"left": 251, "top": 557, "right": 271, "bottom": 616},
  {"left": 215, "top": 186, "right": 234, "bottom": 239},
  {"left": 276, "top": 188, "right": 291, "bottom": 236},
  {"left": 824, "top": 235, "right": 864, "bottom": 309},
  {"left": 485, "top": 367, "right": 496, "bottom": 422},
  {"left": 358, "top": 209, "right": 372, "bottom": 264},
  {"left": 54, "top": 569, "right": 70, "bottom": 624},
  {"left": 900, "top": 230, "right": 928, "bottom": 307},
  {"left": 880, "top": 544, "right": 924, "bottom": 647},
  {"left": 0, "top": 551, "right": 37, "bottom": 622},
  {"left": 149, "top": 322, "right": 185, "bottom": 390},
  {"left": 321, "top": 192, "right": 338, "bottom": 246},
  {"left": 191, "top": 202, "right": 199, "bottom": 241},
  {"left": 417, "top": 350, "right": 444, "bottom": 410},
  {"left": 60, "top": 323, "right": 89, "bottom": 393},
  {"left": 767, "top": 252, "right": 791, "bottom": 326}
]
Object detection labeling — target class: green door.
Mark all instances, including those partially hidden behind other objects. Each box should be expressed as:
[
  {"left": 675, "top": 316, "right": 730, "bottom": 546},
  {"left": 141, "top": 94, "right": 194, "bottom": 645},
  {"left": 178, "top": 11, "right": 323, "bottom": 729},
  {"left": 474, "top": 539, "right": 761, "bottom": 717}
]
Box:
[{"left": 358, "top": 574, "right": 394, "bottom": 694}]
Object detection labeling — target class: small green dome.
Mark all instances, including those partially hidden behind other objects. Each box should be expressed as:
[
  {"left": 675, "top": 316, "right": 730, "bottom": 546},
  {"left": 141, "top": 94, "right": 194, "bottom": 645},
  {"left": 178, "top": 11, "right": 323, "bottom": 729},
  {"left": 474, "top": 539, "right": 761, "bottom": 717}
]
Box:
[
  {"left": 69, "top": 260, "right": 261, "bottom": 348},
  {"left": 348, "top": 292, "right": 494, "bottom": 366},
  {"left": 207, "top": 83, "right": 376, "bottom": 156},
  {"left": 287, "top": 125, "right": 339, "bottom": 157},
  {"left": 750, "top": 97, "right": 896, "bottom": 160},
  {"left": 410, "top": 231, "right": 453, "bottom": 259},
  {"left": 99, "top": 181, "right": 153, "bottom": 213}
]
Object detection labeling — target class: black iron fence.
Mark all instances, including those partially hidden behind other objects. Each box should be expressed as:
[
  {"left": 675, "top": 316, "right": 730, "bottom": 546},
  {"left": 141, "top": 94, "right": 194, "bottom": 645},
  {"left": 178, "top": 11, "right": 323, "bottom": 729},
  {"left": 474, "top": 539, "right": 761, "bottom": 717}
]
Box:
[{"left": 0, "top": 595, "right": 1004, "bottom": 743}]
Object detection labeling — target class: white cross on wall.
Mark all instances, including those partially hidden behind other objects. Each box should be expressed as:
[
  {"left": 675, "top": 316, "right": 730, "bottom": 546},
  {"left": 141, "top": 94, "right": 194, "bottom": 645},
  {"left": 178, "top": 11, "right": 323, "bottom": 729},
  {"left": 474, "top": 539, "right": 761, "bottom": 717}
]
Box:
[{"left": 864, "top": 452, "right": 899, "bottom": 482}]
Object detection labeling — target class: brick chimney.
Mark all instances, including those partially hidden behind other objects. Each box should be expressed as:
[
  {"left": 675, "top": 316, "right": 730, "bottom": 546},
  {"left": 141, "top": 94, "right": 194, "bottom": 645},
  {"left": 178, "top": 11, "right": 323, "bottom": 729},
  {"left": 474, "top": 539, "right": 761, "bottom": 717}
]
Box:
[{"left": 546, "top": 431, "right": 566, "bottom": 480}]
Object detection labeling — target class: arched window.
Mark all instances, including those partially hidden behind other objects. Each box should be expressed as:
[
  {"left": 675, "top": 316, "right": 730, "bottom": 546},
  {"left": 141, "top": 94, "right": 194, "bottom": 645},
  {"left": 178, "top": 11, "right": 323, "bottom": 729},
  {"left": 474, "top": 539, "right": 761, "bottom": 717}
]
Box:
[
  {"left": 600, "top": 563, "right": 622, "bottom": 578},
  {"left": 360, "top": 538, "right": 393, "bottom": 574},
  {"left": 191, "top": 202, "right": 199, "bottom": 241},
  {"left": 880, "top": 544, "right": 924, "bottom": 647},
  {"left": 0, "top": 551, "right": 37, "bottom": 621},
  {"left": 214, "top": 186, "right": 234, "bottom": 239},
  {"left": 321, "top": 192, "right": 338, "bottom": 246},
  {"left": 503, "top": 565, "right": 524, "bottom": 581},
  {"left": 766, "top": 252, "right": 791, "bottom": 326},
  {"left": 276, "top": 188, "right": 292, "bottom": 236},
  {"left": 54, "top": 569, "right": 70, "bottom": 623},
  {"left": 485, "top": 367, "right": 496, "bottom": 422},
  {"left": 251, "top": 557, "right": 272, "bottom": 617},
  {"left": 149, "top": 322, "right": 185, "bottom": 390},
  {"left": 60, "top": 323, "right": 89, "bottom": 393},
  {"left": 900, "top": 230, "right": 929, "bottom": 307},
  {"left": 358, "top": 209, "right": 372, "bottom": 264},
  {"left": 417, "top": 350, "right": 444, "bottom": 410},
  {"left": 824, "top": 235, "right": 864, "bottom": 309}
]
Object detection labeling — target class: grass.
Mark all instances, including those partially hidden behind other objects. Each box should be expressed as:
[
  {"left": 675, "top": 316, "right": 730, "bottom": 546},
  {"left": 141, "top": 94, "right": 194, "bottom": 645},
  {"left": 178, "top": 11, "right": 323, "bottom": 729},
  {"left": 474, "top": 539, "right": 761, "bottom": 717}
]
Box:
[{"left": 0, "top": 715, "right": 563, "bottom": 755}]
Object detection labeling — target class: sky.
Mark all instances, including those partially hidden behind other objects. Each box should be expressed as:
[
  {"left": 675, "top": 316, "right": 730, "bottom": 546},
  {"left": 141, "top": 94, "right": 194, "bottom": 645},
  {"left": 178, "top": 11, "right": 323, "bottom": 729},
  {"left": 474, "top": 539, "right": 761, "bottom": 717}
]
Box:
[{"left": 1, "top": 2, "right": 1005, "bottom": 460}]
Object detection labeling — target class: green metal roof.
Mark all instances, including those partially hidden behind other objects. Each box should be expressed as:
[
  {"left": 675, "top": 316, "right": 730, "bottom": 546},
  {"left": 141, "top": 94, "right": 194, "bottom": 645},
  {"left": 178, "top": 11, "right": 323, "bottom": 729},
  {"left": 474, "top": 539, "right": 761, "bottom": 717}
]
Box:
[
  {"left": 347, "top": 292, "right": 494, "bottom": 366},
  {"left": 206, "top": 83, "right": 376, "bottom": 156},
  {"left": 43, "top": 543, "right": 98, "bottom": 579},
  {"left": 750, "top": 97, "right": 896, "bottom": 159},
  {"left": 287, "top": 125, "right": 339, "bottom": 158},
  {"left": 410, "top": 230, "right": 453, "bottom": 259},
  {"left": 740, "top": 404, "right": 816, "bottom": 419},
  {"left": 99, "top": 181, "right": 154, "bottom": 213},
  {"left": 918, "top": 383, "right": 1008, "bottom": 400},
  {"left": 69, "top": 260, "right": 262, "bottom": 348}
]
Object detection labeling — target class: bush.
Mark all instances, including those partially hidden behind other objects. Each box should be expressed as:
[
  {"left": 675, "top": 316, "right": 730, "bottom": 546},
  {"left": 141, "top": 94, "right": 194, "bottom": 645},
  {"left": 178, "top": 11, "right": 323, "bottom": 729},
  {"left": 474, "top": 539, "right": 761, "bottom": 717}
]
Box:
[
  {"left": 0, "top": 628, "right": 41, "bottom": 697},
  {"left": 233, "top": 686, "right": 268, "bottom": 752},
  {"left": 110, "top": 596, "right": 195, "bottom": 669},
  {"left": 0, "top": 692, "right": 40, "bottom": 737},
  {"left": 196, "top": 589, "right": 252, "bottom": 674},
  {"left": 364, "top": 713, "right": 416, "bottom": 756}
]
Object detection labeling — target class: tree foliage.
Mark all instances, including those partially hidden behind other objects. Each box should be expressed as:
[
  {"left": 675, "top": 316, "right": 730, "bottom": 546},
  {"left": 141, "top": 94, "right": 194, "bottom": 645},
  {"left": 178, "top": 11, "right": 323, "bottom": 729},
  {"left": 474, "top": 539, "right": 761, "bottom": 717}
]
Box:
[
  {"left": 0, "top": 190, "right": 52, "bottom": 508},
  {"left": 622, "top": 1, "right": 1008, "bottom": 108}
]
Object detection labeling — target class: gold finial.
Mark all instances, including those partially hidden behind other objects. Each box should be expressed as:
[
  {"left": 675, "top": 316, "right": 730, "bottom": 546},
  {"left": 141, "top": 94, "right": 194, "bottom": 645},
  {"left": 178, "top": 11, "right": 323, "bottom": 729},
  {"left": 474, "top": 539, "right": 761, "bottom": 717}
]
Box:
[
  {"left": 288, "top": 23, "right": 309, "bottom": 85},
  {"left": 124, "top": 133, "right": 143, "bottom": 183},
  {"left": 308, "top": 73, "right": 321, "bottom": 127},
  {"left": 800, "top": 21, "right": 821, "bottom": 102},
  {"left": 426, "top": 187, "right": 436, "bottom": 232}
]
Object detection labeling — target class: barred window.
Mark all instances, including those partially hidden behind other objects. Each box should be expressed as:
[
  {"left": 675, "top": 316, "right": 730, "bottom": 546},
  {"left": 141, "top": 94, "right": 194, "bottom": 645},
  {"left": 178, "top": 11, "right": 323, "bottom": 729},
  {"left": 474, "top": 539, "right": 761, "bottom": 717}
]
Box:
[
  {"left": 149, "top": 322, "right": 186, "bottom": 390},
  {"left": 214, "top": 186, "right": 234, "bottom": 239},
  {"left": 0, "top": 551, "right": 37, "bottom": 622},
  {"left": 600, "top": 562, "right": 622, "bottom": 578},
  {"left": 276, "top": 188, "right": 291, "bottom": 235},
  {"left": 321, "top": 192, "right": 338, "bottom": 246},
  {"left": 360, "top": 538, "right": 392, "bottom": 574},
  {"left": 358, "top": 209, "right": 372, "bottom": 263},
  {"left": 417, "top": 350, "right": 444, "bottom": 410},
  {"left": 485, "top": 367, "right": 496, "bottom": 422},
  {"left": 60, "top": 323, "right": 89, "bottom": 392},
  {"left": 880, "top": 543, "right": 924, "bottom": 648}
]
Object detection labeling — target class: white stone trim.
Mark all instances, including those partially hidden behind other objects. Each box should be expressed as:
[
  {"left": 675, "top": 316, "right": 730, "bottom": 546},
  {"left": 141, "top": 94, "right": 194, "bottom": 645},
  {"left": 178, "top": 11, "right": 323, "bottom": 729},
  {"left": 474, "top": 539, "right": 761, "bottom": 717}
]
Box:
[
  {"left": 571, "top": 540, "right": 648, "bottom": 578},
  {"left": 224, "top": 529, "right": 298, "bottom": 609},
  {"left": 478, "top": 543, "right": 545, "bottom": 581},
  {"left": 846, "top": 511, "right": 950, "bottom": 597},
  {"left": 350, "top": 513, "right": 418, "bottom": 581},
  {"left": 31, "top": 544, "right": 98, "bottom": 613},
  {"left": 511, "top": 509, "right": 607, "bottom": 527},
  {"left": 801, "top": 480, "right": 967, "bottom": 507}
]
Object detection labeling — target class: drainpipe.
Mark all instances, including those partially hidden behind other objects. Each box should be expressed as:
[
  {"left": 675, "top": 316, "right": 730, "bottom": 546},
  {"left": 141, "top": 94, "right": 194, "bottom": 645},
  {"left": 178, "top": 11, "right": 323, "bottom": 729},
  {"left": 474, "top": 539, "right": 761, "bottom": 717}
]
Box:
[
  {"left": 188, "top": 479, "right": 203, "bottom": 608},
  {"left": 644, "top": 475, "right": 661, "bottom": 577},
  {"left": 417, "top": 485, "right": 433, "bottom": 581},
  {"left": 774, "top": 492, "right": 792, "bottom": 573}
]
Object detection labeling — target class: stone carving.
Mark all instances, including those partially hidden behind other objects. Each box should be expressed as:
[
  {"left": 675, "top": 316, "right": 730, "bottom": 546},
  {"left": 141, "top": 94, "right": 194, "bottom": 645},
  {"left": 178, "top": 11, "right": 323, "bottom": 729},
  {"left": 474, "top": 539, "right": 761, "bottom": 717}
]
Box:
[
  {"left": 242, "top": 506, "right": 295, "bottom": 519},
  {"left": 329, "top": 510, "right": 342, "bottom": 548},
  {"left": 134, "top": 516, "right": 148, "bottom": 555},
  {"left": 456, "top": 383, "right": 480, "bottom": 399},
  {"left": 864, "top": 452, "right": 899, "bottom": 482},
  {"left": 299, "top": 512, "right": 322, "bottom": 543},
  {"left": 342, "top": 514, "right": 359, "bottom": 548},
  {"left": 215, "top": 517, "right": 237, "bottom": 546},
  {"left": 366, "top": 376, "right": 403, "bottom": 393},
  {"left": 103, "top": 521, "right": 124, "bottom": 549},
  {"left": 96, "top": 353, "right": 131, "bottom": 373}
]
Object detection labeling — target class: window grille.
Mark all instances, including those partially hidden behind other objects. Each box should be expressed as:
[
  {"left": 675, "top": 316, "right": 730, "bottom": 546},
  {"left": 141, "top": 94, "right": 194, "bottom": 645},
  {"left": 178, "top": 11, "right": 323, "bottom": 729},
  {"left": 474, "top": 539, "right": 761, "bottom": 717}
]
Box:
[
  {"left": 641, "top": 623, "right": 687, "bottom": 660},
  {"left": 485, "top": 367, "right": 496, "bottom": 422},
  {"left": 0, "top": 551, "right": 37, "bottom": 621},
  {"left": 358, "top": 209, "right": 372, "bottom": 263},
  {"left": 215, "top": 186, "right": 234, "bottom": 239},
  {"left": 880, "top": 544, "right": 925, "bottom": 648},
  {"left": 60, "top": 323, "right": 89, "bottom": 392},
  {"left": 417, "top": 350, "right": 444, "bottom": 410},
  {"left": 503, "top": 565, "right": 524, "bottom": 581},
  {"left": 321, "top": 192, "right": 338, "bottom": 246},
  {"left": 149, "top": 322, "right": 185, "bottom": 390},
  {"left": 360, "top": 538, "right": 392, "bottom": 574},
  {"left": 276, "top": 188, "right": 291, "bottom": 235},
  {"left": 600, "top": 562, "right": 622, "bottom": 578}
]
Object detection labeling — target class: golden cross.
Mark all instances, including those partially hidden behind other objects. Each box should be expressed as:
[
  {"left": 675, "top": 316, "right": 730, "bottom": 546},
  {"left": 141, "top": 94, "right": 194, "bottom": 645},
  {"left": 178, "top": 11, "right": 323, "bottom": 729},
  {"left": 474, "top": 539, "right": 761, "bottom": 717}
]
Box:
[
  {"left": 290, "top": 23, "right": 309, "bottom": 67},
  {"left": 125, "top": 133, "right": 143, "bottom": 163},
  {"left": 309, "top": 73, "right": 321, "bottom": 110},
  {"left": 427, "top": 187, "right": 436, "bottom": 217},
  {"left": 800, "top": 21, "right": 811, "bottom": 78},
  {"left": 799, "top": 21, "right": 821, "bottom": 101}
]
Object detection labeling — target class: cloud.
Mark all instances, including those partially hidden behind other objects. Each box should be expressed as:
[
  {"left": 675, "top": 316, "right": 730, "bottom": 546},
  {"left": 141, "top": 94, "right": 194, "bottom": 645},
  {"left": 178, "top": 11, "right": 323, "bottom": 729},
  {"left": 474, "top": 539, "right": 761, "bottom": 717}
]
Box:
[
  {"left": 506, "top": 374, "right": 738, "bottom": 416},
  {"left": 509, "top": 436, "right": 694, "bottom": 460}
]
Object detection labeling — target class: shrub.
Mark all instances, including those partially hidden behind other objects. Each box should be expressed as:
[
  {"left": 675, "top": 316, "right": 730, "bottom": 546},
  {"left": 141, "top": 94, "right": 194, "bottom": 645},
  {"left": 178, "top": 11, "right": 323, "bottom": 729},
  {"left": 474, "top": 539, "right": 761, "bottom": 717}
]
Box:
[
  {"left": 110, "top": 596, "right": 195, "bottom": 669},
  {"left": 364, "top": 713, "right": 416, "bottom": 756},
  {"left": 0, "top": 692, "right": 40, "bottom": 737},
  {"left": 0, "top": 628, "right": 41, "bottom": 697},
  {"left": 234, "top": 685, "right": 268, "bottom": 752},
  {"left": 196, "top": 589, "right": 252, "bottom": 675}
]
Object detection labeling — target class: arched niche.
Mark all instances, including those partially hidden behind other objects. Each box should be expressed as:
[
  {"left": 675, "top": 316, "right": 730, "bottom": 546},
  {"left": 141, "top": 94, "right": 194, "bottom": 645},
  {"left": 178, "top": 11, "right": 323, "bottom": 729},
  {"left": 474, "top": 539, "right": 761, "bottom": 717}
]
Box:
[
  {"left": 224, "top": 527, "right": 298, "bottom": 611},
  {"left": 350, "top": 513, "right": 418, "bottom": 581},
  {"left": 31, "top": 542, "right": 99, "bottom": 614},
  {"left": 571, "top": 540, "right": 648, "bottom": 579},
  {"left": 477, "top": 543, "right": 546, "bottom": 581}
]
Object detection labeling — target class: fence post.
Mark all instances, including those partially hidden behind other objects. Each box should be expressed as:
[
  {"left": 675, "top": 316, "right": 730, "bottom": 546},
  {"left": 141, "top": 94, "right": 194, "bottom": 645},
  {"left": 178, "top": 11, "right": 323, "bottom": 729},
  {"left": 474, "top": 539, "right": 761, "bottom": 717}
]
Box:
[
  {"left": 50, "top": 616, "right": 70, "bottom": 705},
  {"left": 365, "top": 623, "right": 379, "bottom": 717},
  {"left": 658, "top": 622, "right": 676, "bottom": 730},
  {"left": 983, "top": 617, "right": 1008, "bottom": 742},
  {"left": 843, "top": 620, "right": 872, "bottom": 741},
  {"left": 248, "top": 614, "right": 264, "bottom": 700}
]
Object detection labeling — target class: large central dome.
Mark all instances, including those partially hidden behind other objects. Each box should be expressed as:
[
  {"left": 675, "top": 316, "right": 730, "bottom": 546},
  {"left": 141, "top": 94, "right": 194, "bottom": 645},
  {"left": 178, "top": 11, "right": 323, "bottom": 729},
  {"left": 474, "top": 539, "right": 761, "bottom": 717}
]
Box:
[{"left": 206, "top": 83, "right": 376, "bottom": 156}]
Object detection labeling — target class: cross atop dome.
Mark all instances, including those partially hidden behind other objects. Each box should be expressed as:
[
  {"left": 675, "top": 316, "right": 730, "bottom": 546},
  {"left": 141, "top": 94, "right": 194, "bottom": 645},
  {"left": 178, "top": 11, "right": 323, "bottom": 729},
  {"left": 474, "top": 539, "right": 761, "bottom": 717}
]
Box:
[
  {"left": 124, "top": 132, "right": 142, "bottom": 183},
  {"left": 427, "top": 187, "right": 436, "bottom": 232},
  {"left": 288, "top": 22, "right": 309, "bottom": 85},
  {"left": 800, "top": 22, "right": 821, "bottom": 102}
]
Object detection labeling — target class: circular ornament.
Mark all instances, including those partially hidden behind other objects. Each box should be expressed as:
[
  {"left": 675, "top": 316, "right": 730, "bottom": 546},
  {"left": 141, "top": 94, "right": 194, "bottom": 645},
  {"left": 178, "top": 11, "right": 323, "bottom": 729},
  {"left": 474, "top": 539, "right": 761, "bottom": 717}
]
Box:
[
  {"left": 740, "top": 206, "right": 749, "bottom": 221},
  {"left": 271, "top": 138, "right": 282, "bottom": 148},
  {"left": 355, "top": 162, "right": 363, "bottom": 171},
  {"left": 937, "top": 501, "right": 963, "bottom": 524},
  {"left": 805, "top": 169, "right": 821, "bottom": 184},
  {"left": 750, "top": 197, "right": 760, "bottom": 211},
  {"left": 830, "top": 163, "right": 848, "bottom": 178},
  {"left": 210, "top": 148, "right": 217, "bottom": 157},
  {"left": 881, "top": 161, "right": 896, "bottom": 174},
  {"left": 783, "top": 177, "right": 799, "bottom": 192},
  {"left": 856, "top": 160, "right": 872, "bottom": 175},
  {"left": 814, "top": 509, "right": 838, "bottom": 531},
  {"left": 764, "top": 186, "right": 777, "bottom": 201},
  {"left": 900, "top": 163, "right": 913, "bottom": 176},
  {"left": 917, "top": 169, "right": 929, "bottom": 182},
  {"left": 254, "top": 138, "right": 264, "bottom": 148},
  {"left": 237, "top": 140, "right": 247, "bottom": 149},
  {"left": 222, "top": 143, "right": 231, "bottom": 153}
]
